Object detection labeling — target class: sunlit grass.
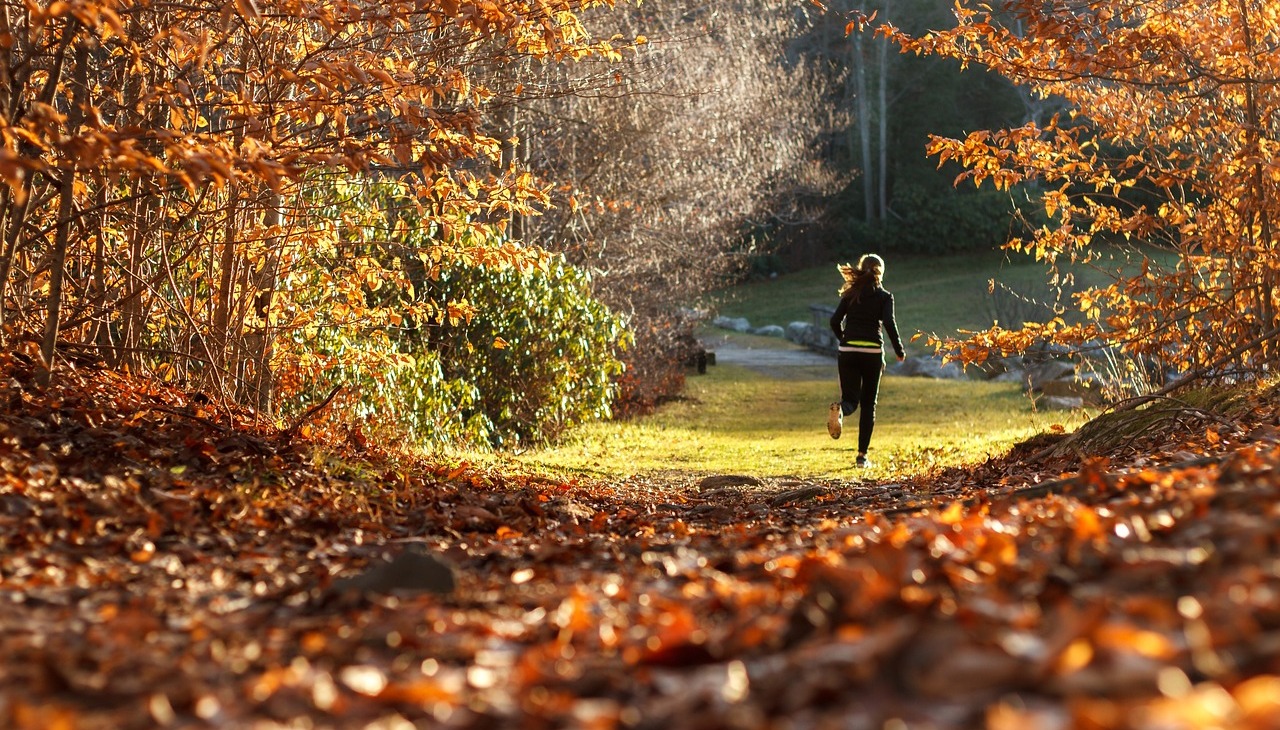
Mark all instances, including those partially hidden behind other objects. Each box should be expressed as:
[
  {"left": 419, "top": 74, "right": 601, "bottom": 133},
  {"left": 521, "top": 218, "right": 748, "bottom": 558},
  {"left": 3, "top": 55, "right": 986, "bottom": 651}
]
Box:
[
  {"left": 498, "top": 361, "right": 1085, "bottom": 481},
  {"left": 708, "top": 250, "right": 1051, "bottom": 340},
  {"left": 707, "top": 248, "right": 1152, "bottom": 344},
  {"left": 471, "top": 250, "right": 1121, "bottom": 481}
]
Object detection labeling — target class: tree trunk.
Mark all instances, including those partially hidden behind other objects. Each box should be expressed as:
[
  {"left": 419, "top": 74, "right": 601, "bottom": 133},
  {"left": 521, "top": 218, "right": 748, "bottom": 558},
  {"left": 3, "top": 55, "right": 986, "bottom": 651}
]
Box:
[
  {"left": 0, "top": 0, "right": 14, "bottom": 333},
  {"left": 38, "top": 34, "right": 88, "bottom": 387},
  {"left": 0, "top": 23, "right": 72, "bottom": 330},
  {"left": 210, "top": 185, "right": 240, "bottom": 397},
  {"left": 210, "top": 43, "right": 253, "bottom": 399},
  {"left": 875, "top": 0, "right": 892, "bottom": 222},
  {"left": 1236, "top": 0, "right": 1277, "bottom": 363},
  {"left": 851, "top": 31, "right": 875, "bottom": 223},
  {"left": 0, "top": 182, "right": 31, "bottom": 329},
  {"left": 116, "top": 178, "right": 157, "bottom": 370},
  {"left": 244, "top": 189, "right": 281, "bottom": 415},
  {"left": 89, "top": 184, "right": 113, "bottom": 364},
  {"left": 505, "top": 94, "right": 523, "bottom": 242},
  {"left": 114, "top": 59, "right": 167, "bottom": 372}
]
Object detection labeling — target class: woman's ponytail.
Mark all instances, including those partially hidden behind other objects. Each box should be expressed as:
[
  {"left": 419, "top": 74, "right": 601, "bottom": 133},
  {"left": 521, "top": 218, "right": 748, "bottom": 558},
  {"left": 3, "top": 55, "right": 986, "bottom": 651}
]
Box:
[{"left": 837, "top": 254, "right": 885, "bottom": 301}]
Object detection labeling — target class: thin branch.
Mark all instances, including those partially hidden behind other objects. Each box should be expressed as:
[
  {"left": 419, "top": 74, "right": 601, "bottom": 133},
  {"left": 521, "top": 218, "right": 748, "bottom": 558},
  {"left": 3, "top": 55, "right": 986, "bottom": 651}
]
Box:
[{"left": 282, "top": 384, "right": 343, "bottom": 441}]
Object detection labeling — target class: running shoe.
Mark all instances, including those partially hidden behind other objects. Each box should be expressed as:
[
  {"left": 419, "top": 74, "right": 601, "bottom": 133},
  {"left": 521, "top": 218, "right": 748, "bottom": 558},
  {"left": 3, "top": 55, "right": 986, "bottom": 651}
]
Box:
[{"left": 827, "top": 402, "right": 842, "bottom": 439}]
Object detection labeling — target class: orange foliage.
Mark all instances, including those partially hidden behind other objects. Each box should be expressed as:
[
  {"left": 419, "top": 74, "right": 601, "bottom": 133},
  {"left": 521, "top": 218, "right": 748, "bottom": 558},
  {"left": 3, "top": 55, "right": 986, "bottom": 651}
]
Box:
[
  {"left": 0, "top": 0, "right": 634, "bottom": 408},
  {"left": 876, "top": 0, "right": 1280, "bottom": 376}
]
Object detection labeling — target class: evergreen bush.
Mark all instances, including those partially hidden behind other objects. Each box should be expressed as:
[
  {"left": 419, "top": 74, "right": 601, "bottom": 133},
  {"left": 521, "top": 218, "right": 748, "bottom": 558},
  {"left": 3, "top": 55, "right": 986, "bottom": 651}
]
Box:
[{"left": 281, "top": 177, "right": 627, "bottom": 449}]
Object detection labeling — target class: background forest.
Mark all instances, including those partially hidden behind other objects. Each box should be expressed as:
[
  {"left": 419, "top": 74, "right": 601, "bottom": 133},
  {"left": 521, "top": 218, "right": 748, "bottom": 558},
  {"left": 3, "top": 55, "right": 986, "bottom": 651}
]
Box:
[{"left": 2, "top": 0, "right": 1277, "bottom": 451}]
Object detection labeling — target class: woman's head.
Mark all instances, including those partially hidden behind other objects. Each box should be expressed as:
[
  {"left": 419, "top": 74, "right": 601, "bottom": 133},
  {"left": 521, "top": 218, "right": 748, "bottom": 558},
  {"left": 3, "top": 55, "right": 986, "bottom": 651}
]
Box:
[
  {"left": 838, "top": 254, "right": 885, "bottom": 296},
  {"left": 857, "top": 254, "right": 884, "bottom": 282}
]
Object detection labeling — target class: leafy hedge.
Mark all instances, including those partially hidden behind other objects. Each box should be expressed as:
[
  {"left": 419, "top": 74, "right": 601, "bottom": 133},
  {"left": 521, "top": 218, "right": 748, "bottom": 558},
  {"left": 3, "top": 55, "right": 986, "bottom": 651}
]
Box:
[
  {"left": 310, "top": 252, "right": 627, "bottom": 449},
  {"left": 834, "top": 186, "right": 1040, "bottom": 257},
  {"left": 423, "top": 255, "right": 628, "bottom": 446},
  {"left": 281, "top": 178, "right": 627, "bottom": 449}
]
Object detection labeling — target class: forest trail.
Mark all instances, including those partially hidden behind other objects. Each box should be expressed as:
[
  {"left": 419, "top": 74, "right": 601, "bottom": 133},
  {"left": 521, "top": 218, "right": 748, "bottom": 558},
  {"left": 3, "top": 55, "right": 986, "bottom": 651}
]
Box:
[{"left": 6, "top": 349, "right": 1280, "bottom": 729}]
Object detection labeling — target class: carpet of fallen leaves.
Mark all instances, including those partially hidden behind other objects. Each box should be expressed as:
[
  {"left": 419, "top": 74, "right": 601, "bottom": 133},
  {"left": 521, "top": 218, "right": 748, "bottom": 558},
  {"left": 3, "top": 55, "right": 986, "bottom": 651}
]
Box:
[{"left": 5, "top": 348, "right": 1280, "bottom": 730}]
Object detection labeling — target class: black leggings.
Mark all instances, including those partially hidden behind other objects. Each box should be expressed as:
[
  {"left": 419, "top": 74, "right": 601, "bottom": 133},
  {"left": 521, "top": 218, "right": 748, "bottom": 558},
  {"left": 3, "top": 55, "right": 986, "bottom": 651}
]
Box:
[{"left": 837, "top": 351, "right": 883, "bottom": 454}]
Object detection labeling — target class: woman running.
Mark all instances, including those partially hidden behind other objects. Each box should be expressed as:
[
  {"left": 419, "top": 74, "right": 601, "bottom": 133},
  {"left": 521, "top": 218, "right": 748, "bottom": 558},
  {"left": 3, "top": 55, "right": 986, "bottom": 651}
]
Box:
[{"left": 827, "top": 254, "right": 906, "bottom": 467}]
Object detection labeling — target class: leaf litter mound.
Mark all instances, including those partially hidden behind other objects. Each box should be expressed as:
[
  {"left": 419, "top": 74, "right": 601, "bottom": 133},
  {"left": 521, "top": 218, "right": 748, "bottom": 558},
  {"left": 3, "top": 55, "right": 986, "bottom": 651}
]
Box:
[{"left": 4, "top": 348, "right": 1280, "bottom": 729}]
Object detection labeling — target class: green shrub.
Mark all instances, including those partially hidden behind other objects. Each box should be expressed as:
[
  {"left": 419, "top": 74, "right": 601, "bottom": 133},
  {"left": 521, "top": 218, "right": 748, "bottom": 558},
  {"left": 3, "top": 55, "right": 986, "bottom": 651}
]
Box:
[
  {"left": 291, "top": 251, "right": 627, "bottom": 449},
  {"left": 893, "top": 185, "right": 1022, "bottom": 254},
  {"left": 279, "top": 176, "right": 627, "bottom": 449},
  {"left": 425, "top": 255, "right": 629, "bottom": 447},
  {"left": 833, "top": 186, "right": 1039, "bottom": 257}
]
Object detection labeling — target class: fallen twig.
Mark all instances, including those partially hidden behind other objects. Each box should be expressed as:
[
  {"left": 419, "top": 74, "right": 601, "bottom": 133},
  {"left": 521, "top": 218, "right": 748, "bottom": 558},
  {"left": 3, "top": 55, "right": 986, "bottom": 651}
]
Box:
[{"left": 282, "top": 384, "right": 343, "bottom": 441}]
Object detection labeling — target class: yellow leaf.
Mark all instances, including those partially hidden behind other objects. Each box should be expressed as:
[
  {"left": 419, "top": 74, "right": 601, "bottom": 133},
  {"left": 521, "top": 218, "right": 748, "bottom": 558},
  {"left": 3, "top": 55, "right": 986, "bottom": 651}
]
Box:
[
  {"left": 233, "top": 0, "right": 260, "bottom": 19},
  {"left": 938, "top": 501, "right": 965, "bottom": 525}
]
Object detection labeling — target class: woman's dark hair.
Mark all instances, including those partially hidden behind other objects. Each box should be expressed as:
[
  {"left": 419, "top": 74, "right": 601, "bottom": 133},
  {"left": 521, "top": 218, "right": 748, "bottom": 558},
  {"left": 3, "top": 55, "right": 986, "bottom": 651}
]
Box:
[{"left": 837, "top": 254, "right": 885, "bottom": 301}]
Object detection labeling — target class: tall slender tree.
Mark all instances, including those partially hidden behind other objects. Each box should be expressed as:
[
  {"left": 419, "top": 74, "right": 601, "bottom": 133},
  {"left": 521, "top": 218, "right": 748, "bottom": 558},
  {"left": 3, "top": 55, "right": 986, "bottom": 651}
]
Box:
[{"left": 797, "top": 0, "right": 1031, "bottom": 255}]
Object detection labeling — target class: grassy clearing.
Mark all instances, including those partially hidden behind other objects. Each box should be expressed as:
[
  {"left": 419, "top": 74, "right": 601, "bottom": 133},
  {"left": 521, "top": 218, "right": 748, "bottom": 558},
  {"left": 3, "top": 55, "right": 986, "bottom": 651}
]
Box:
[
  {"left": 709, "top": 249, "right": 1144, "bottom": 343},
  {"left": 481, "top": 250, "right": 1123, "bottom": 480},
  {"left": 499, "top": 360, "right": 1084, "bottom": 480},
  {"left": 709, "top": 251, "right": 1050, "bottom": 340}
]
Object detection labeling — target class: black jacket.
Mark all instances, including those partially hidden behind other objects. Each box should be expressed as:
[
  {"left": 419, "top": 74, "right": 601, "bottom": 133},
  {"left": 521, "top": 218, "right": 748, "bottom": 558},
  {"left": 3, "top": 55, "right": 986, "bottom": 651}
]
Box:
[{"left": 829, "top": 286, "right": 905, "bottom": 358}]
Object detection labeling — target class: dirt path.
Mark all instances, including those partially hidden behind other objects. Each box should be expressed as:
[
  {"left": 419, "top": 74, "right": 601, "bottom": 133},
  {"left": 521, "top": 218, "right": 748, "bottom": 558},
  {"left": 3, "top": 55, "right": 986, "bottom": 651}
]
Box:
[{"left": 699, "top": 332, "right": 834, "bottom": 378}]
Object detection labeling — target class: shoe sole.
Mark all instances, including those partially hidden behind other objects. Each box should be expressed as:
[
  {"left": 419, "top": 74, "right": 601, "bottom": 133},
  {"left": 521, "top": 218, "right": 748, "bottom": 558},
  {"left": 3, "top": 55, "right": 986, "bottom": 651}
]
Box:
[{"left": 827, "top": 404, "right": 841, "bottom": 439}]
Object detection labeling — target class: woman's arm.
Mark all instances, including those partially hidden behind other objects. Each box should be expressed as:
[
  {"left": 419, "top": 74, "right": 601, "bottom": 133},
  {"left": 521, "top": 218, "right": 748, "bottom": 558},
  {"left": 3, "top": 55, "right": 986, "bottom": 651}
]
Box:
[
  {"left": 882, "top": 294, "right": 906, "bottom": 360},
  {"left": 829, "top": 296, "right": 850, "bottom": 339}
]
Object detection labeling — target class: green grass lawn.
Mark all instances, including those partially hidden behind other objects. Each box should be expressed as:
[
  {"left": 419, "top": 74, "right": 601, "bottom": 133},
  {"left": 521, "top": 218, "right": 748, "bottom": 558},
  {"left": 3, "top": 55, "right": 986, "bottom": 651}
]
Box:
[
  {"left": 485, "top": 249, "right": 1128, "bottom": 480},
  {"left": 502, "top": 360, "right": 1084, "bottom": 481},
  {"left": 708, "top": 249, "right": 1133, "bottom": 343}
]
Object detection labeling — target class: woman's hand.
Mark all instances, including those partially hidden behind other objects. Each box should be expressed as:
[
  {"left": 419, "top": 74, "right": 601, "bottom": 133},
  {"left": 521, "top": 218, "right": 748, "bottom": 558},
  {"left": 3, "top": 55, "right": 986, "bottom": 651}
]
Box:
[{"left": 897, "top": 354, "right": 906, "bottom": 363}]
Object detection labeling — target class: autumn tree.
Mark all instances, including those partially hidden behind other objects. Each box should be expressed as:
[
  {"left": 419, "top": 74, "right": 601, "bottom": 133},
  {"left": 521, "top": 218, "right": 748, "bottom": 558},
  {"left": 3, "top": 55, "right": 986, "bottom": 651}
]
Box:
[
  {"left": 0, "top": 0, "right": 630, "bottom": 422},
  {"left": 875, "top": 0, "right": 1280, "bottom": 383}
]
